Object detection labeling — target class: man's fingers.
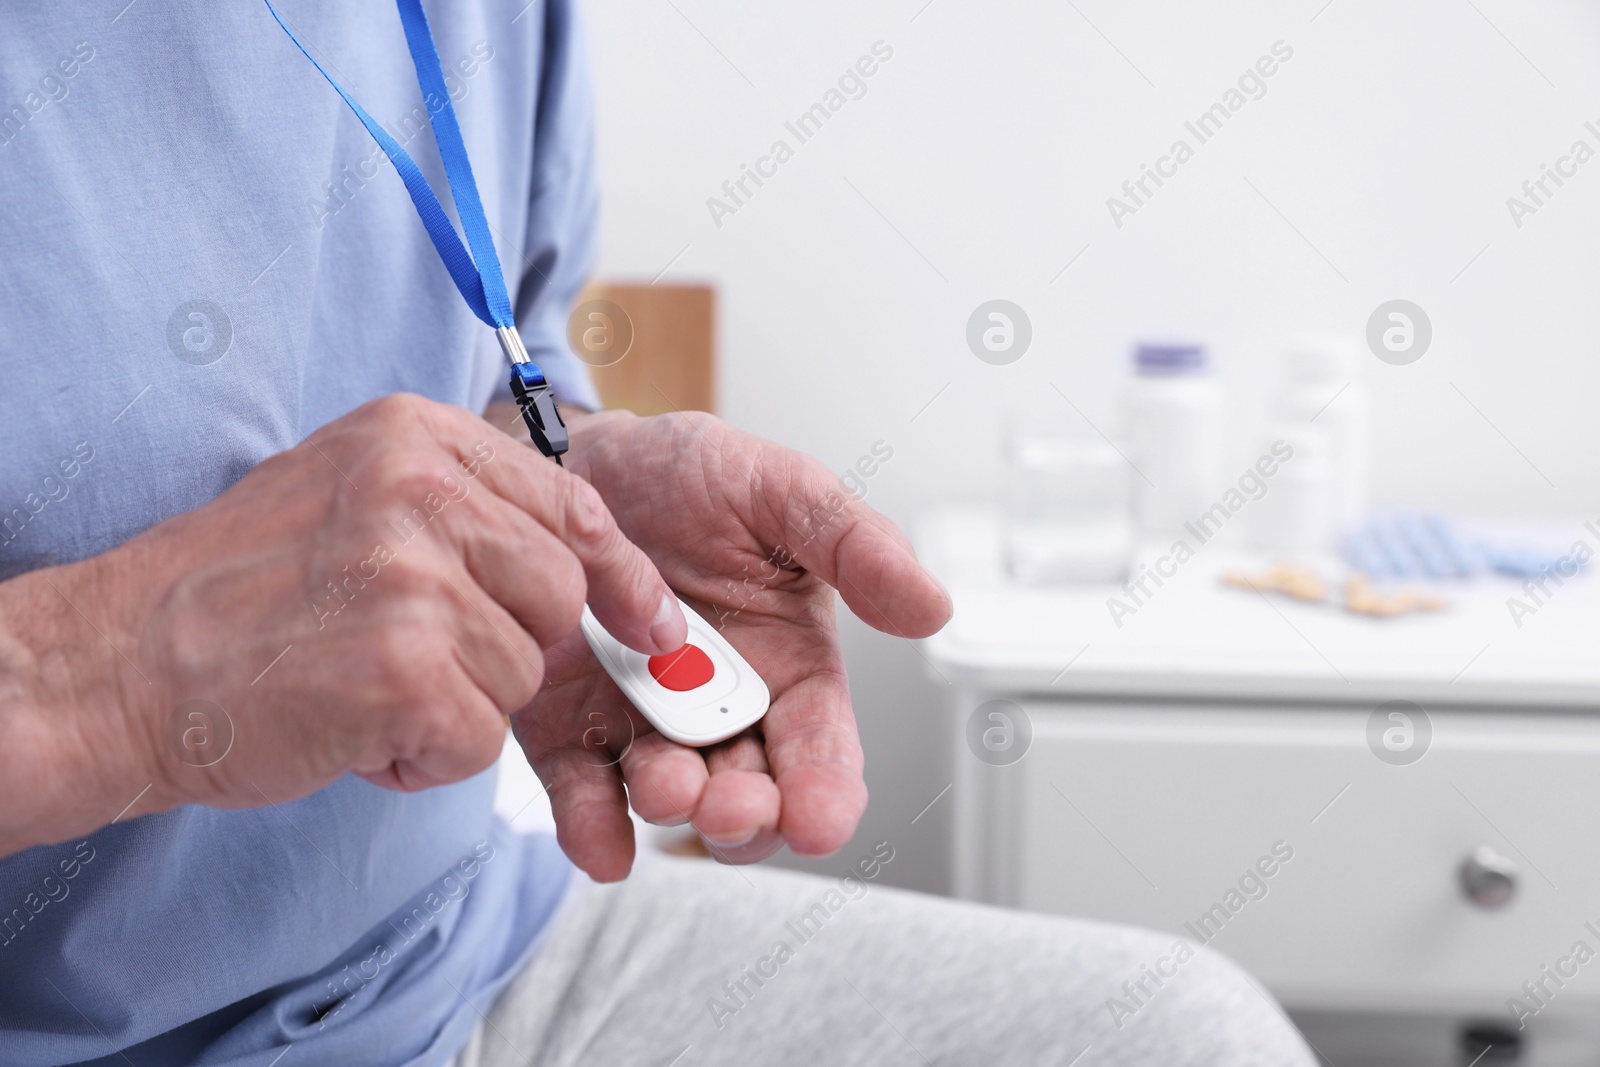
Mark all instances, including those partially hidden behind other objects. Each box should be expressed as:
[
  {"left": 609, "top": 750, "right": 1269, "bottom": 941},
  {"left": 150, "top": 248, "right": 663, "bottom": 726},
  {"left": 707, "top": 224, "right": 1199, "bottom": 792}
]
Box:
[
  {"left": 703, "top": 825, "right": 785, "bottom": 866},
  {"left": 454, "top": 498, "right": 588, "bottom": 649},
  {"left": 463, "top": 426, "right": 686, "bottom": 655},
  {"left": 618, "top": 709, "right": 783, "bottom": 862},
  {"left": 437, "top": 571, "right": 548, "bottom": 713},
  {"left": 775, "top": 763, "right": 869, "bottom": 856},
  {"left": 695, "top": 766, "right": 781, "bottom": 852},
  {"left": 693, "top": 731, "right": 780, "bottom": 849},
  {"left": 754, "top": 653, "right": 868, "bottom": 857},
  {"left": 618, "top": 728, "right": 709, "bottom": 826},
  {"left": 766, "top": 451, "right": 951, "bottom": 639},
  {"left": 361, "top": 663, "right": 509, "bottom": 793}
]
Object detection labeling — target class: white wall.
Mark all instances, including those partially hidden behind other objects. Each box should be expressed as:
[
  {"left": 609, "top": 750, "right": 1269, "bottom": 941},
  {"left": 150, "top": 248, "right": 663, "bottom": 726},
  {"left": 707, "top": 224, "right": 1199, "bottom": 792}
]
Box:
[{"left": 579, "top": 0, "right": 1600, "bottom": 890}]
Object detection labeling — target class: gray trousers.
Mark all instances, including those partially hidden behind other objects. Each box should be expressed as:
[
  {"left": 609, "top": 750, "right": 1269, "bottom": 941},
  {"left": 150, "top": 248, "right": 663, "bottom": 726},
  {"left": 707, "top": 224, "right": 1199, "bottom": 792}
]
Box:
[{"left": 456, "top": 853, "right": 1315, "bottom": 1067}]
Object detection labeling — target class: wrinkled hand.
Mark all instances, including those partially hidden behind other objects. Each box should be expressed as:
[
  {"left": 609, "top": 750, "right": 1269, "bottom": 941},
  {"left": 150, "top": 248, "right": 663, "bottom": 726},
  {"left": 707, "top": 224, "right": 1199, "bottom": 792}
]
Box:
[
  {"left": 506, "top": 408, "right": 951, "bottom": 880},
  {"left": 121, "top": 396, "right": 685, "bottom": 816}
]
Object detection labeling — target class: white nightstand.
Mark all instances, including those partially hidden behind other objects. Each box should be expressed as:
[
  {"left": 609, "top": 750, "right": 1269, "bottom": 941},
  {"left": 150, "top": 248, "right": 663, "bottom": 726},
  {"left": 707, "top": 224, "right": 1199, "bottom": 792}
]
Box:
[{"left": 918, "top": 509, "right": 1600, "bottom": 1063}]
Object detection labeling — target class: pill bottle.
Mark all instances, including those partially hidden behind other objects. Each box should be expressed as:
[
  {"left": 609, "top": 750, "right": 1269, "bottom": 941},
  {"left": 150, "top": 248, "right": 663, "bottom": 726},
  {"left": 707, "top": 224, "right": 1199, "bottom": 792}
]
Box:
[
  {"left": 1252, "top": 424, "right": 1334, "bottom": 557},
  {"left": 1005, "top": 430, "right": 1131, "bottom": 585},
  {"left": 1124, "top": 341, "right": 1222, "bottom": 539},
  {"left": 1278, "top": 335, "right": 1370, "bottom": 530}
]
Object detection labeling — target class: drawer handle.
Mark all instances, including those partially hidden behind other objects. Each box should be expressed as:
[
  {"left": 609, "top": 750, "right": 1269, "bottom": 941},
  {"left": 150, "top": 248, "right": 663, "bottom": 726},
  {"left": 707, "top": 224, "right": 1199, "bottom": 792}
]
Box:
[{"left": 1459, "top": 847, "right": 1518, "bottom": 908}]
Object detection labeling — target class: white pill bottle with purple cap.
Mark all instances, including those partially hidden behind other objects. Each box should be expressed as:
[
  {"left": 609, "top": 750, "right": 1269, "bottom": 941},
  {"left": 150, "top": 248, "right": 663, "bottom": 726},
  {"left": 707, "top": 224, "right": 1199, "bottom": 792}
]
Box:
[{"left": 1124, "top": 341, "right": 1223, "bottom": 539}]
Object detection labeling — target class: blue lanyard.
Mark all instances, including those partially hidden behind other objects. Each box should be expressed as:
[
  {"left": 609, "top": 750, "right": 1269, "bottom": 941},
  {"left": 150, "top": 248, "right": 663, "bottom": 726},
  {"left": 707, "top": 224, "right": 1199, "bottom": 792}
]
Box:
[{"left": 264, "top": 0, "right": 569, "bottom": 460}]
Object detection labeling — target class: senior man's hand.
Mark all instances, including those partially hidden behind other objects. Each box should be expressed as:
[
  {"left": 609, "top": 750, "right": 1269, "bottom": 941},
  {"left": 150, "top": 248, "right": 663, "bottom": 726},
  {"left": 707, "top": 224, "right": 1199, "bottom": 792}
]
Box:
[
  {"left": 0, "top": 394, "right": 689, "bottom": 859},
  {"left": 499, "top": 407, "right": 951, "bottom": 881}
]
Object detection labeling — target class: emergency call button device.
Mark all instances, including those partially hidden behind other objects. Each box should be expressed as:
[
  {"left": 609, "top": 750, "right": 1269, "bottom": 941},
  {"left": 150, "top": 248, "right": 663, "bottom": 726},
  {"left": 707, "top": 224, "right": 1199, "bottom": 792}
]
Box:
[{"left": 579, "top": 597, "right": 770, "bottom": 747}]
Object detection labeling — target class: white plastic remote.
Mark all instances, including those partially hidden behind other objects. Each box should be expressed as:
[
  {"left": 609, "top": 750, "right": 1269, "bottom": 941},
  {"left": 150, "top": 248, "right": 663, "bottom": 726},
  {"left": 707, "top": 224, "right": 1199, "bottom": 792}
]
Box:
[{"left": 579, "top": 597, "right": 770, "bottom": 746}]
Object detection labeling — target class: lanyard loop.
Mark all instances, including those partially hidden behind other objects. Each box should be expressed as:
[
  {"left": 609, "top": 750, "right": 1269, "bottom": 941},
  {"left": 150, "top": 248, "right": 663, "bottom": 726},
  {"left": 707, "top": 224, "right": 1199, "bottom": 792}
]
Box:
[{"left": 263, "top": 0, "right": 515, "bottom": 331}]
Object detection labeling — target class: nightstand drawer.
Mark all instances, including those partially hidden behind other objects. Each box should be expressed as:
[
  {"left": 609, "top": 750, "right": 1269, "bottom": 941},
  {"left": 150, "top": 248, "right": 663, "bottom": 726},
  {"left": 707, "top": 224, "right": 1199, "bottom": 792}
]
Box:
[{"left": 959, "top": 701, "right": 1600, "bottom": 1014}]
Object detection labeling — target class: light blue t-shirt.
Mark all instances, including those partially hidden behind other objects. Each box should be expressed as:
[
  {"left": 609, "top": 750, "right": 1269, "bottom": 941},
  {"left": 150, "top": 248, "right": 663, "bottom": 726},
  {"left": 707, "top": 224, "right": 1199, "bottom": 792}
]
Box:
[{"left": 0, "top": 2, "right": 601, "bottom": 1063}]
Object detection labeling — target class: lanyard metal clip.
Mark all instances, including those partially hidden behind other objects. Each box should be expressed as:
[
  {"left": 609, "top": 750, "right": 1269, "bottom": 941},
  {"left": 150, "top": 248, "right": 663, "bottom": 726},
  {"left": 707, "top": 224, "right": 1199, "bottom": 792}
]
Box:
[{"left": 498, "top": 328, "right": 570, "bottom": 463}]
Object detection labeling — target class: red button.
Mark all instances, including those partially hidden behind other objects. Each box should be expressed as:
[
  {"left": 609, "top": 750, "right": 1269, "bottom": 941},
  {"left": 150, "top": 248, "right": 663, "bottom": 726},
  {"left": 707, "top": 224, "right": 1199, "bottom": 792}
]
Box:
[{"left": 647, "top": 644, "right": 715, "bottom": 691}]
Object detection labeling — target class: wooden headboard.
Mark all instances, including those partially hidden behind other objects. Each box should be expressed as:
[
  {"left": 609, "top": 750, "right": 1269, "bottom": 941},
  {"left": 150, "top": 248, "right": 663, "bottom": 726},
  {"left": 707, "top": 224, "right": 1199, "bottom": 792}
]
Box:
[{"left": 571, "top": 282, "right": 716, "bottom": 416}]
